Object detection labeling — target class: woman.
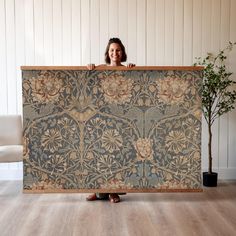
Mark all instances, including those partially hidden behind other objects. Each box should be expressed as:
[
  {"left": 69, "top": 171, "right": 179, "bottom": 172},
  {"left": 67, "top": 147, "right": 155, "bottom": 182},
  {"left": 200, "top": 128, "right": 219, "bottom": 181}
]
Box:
[{"left": 86, "top": 38, "right": 135, "bottom": 203}]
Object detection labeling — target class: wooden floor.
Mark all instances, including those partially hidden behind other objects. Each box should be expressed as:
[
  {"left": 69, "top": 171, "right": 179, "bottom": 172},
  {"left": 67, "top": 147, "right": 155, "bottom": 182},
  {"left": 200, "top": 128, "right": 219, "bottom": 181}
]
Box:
[{"left": 0, "top": 181, "right": 236, "bottom": 236}]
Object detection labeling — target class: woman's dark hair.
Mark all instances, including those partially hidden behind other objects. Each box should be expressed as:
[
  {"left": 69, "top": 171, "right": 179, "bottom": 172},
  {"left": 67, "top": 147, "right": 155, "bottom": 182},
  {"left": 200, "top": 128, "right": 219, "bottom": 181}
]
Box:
[{"left": 104, "top": 38, "right": 127, "bottom": 64}]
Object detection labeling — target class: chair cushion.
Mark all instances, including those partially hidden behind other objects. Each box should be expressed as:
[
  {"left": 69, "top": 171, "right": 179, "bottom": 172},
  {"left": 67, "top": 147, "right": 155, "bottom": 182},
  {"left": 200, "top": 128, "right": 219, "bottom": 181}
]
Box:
[
  {"left": 0, "top": 115, "right": 22, "bottom": 145},
  {"left": 0, "top": 145, "right": 23, "bottom": 162}
]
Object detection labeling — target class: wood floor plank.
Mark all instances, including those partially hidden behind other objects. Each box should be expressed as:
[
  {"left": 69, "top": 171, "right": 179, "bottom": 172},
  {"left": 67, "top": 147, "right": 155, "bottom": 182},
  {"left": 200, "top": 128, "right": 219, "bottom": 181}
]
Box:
[{"left": 0, "top": 180, "right": 236, "bottom": 236}]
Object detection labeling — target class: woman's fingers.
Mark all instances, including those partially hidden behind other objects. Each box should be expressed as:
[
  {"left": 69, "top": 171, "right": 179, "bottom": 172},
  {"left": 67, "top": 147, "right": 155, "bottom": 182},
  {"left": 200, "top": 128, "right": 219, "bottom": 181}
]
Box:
[
  {"left": 87, "top": 64, "right": 95, "bottom": 70},
  {"left": 127, "top": 63, "right": 136, "bottom": 68}
]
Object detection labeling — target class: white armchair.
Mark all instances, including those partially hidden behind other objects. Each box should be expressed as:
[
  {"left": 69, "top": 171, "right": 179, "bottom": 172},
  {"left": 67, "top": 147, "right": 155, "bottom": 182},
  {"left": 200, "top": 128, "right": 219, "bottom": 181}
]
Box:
[{"left": 0, "top": 115, "right": 23, "bottom": 163}]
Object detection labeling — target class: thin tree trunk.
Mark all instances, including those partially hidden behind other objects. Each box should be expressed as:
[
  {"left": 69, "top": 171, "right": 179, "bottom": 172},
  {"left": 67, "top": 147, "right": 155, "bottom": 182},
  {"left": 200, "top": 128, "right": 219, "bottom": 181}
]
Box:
[{"left": 208, "top": 122, "right": 212, "bottom": 174}]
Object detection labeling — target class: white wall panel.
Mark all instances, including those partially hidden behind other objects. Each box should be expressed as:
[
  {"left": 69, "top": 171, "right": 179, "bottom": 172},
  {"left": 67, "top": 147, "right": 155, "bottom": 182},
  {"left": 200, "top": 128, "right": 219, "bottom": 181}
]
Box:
[
  {"left": 1, "top": 0, "right": 236, "bottom": 179},
  {"left": 229, "top": 111, "right": 236, "bottom": 169},
  {"left": 211, "top": 0, "right": 221, "bottom": 50},
  {"left": 156, "top": 0, "right": 165, "bottom": 65},
  {"left": 71, "top": 0, "right": 81, "bottom": 65},
  {"left": 34, "top": 0, "right": 44, "bottom": 65},
  {"left": 90, "top": 0, "right": 100, "bottom": 65},
  {"left": 99, "top": 0, "right": 109, "bottom": 63},
  {"left": 62, "top": 0, "right": 72, "bottom": 65},
  {"left": 147, "top": 0, "right": 156, "bottom": 65},
  {"left": 136, "top": 0, "right": 146, "bottom": 65},
  {"left": 81, "top": 0, "right": 90, "bottom": 64},
  {"left": 109, "top": 0, "right": 118, "bottom": 38},
  {"left": 201, "top": 0, "right": 211, "bottom": 56},
  {"left": 229, "top": 0, "right": 236, "bottom": 74},
  {"left": 165, "top": 0, "right": 174, "bottom": 65},
  {"left": 225, "top": 0, "right": 236, "bottom": 169},
  {"left": 219, "top": 0, "right": 231, "bottom": 169},
  {"left": 53, "top": 0, "right": 62, "bottom": 65},
  {"left": 192, "top": 0, "right": 201, "bottom": 60},
  {"left": 127, "top": 0, "right": 137, "bottom": 64},
  {"left": 183, "top": 0, "right": 192, "bottom": 65},
  {"left": 221, "top": 0, "right": 230, "bottom": 47},
  {"left": 24, "top": 0, "right": 35, "bottom": 64},
  {"left": 0, "top": 0, "right": 7, "bottom": 114},
  {"left": 200, "top": 0, "right": 212, "bottom": 171},
  {"left": 229, "top": 0, "right": 236, "bottom": 169},
  {"left": 43, "top": 0, "right": 53, "bottom": 65},
  {"left": 6, "top": 0, "right": 17, "bottom": 114},
  {"left": 119, "top": 0, "right": 128, "bottom": 57},
  {"left": 174, "top": 0, "right": 184, "bottom": 65},
  {"left": 15, "top": 0, "right": 25, "bottom": 115},
  {"left": 211, "top": 0, "right": 220, "bottom": 171}
]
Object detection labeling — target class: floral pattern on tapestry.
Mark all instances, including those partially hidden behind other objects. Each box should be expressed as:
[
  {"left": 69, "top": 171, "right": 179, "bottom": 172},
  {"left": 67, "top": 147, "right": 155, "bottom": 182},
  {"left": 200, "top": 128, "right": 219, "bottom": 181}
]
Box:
[{"left": 22, "top": 69, "right": 202, "bottom": 191}]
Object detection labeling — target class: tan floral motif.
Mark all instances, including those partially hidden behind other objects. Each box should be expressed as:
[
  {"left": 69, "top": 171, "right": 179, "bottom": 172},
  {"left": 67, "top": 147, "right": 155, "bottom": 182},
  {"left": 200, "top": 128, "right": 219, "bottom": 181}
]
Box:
[
  {"left": 96, "top": 155, "right": 119, "bottom": 175},
  {"left": 170, "top": 156, "right": 190, "bottom": 171},
  {"left": 75, "top": 169, "right": 88, "bottom": 184},
  {"left": 184, "top": 117, "right": 200, "bottom": 137},
  {"left": 41, "top": 129, "right": 63, "bottom": 153},
  {"left": 194, "top": 109, "right": 202, "bottom": 120},
  {"left": 101, "top": 179, "right": 132, "bottom": 189},
  {"left": 23, "top": 80, "right": 30, "bottom": 91},
  {"left": 86, "top": 151, "right": 94, "bottom": 160},
  {"left": 71, "top": 95, "right": 93, "bottom": 111},
  {"left": 68, "top": 94, "right": 97, "bottom": 122},
  {"left": 157, "top": 77, "right": 189, "bottom": 104},
  {"left": 69, "top": 151, "right": 77, "bottom": 160},
  {"left": 159, "top": 179, "right": 189, "bottom": 189},
  {"left": 31, "top": 73, "right": 63, "bottom": 103},
  {"left": 87, "top": 117, "right": 106, "bottom": 131},
  {"left": 193, "top": 151, "right": 200, "bottom": 161},
  {"left": 23, "top": 137, "right": 29, "bottom": 160},
  {"left": 45, "top": 154, "right": 66, "bottom": 173},
  {"left": 185, "top": 117, "right": 199, "bottom": 129},
  {"left": 135, "top": 138, "right": 153, "bottom": 161},
  {"left": 165, "top": 131, "right": 187, "bottom": 154},
  {"left": 100, "top": 74, "right": 133, "bottom": 104},
  {"left": 58, "top": 117, "right": 76, "bottom": 132},
  {"left": 31, "top": 180, "right": 63, "bottom": 190},
  {"left": 69, "top": 108, "right": 97, "bottom": 123},
  {"left": 101, "top": 130, "right": 123, "bottom": 153}
]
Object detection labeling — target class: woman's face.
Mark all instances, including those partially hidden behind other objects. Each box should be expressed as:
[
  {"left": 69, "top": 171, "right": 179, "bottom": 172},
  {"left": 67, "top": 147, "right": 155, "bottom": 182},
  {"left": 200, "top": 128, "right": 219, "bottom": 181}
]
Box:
[{"left": 108, "top": 43, "right": 123, "bottom": 65}]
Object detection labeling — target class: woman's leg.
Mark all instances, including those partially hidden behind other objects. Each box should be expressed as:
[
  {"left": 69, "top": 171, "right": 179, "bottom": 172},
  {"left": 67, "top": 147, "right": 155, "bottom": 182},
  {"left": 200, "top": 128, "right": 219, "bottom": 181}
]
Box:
[{"left": 86, "top": 193, "right": 109, "bottom": 201}]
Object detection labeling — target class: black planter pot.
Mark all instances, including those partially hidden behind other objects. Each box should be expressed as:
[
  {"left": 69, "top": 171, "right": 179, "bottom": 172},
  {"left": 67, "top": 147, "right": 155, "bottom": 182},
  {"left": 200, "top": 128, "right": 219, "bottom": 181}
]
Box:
[{"left": 203, "top": 172, "right": 218, "bottom": 187}]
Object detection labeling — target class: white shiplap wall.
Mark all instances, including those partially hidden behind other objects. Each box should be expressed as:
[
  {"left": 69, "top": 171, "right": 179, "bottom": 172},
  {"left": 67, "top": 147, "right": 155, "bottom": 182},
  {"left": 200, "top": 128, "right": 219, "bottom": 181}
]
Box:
[{"left": 0, "top": 0, "right": 236, "bottom": 179}]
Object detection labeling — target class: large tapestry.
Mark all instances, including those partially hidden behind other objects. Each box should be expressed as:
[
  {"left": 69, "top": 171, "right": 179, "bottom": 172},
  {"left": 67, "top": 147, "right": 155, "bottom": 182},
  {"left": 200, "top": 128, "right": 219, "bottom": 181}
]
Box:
[{"left": 22, "top": 67, "right": 202, "bottom": 192}]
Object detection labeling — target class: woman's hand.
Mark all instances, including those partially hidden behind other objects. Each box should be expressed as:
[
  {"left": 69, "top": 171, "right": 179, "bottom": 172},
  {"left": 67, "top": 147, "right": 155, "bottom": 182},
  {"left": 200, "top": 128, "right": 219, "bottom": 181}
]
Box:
[
  {"left": 87, "top": 64, "right": 95, "bottom": 70},
  {"left": 126, "top": 63, "right": 135, "bottom": 68}
]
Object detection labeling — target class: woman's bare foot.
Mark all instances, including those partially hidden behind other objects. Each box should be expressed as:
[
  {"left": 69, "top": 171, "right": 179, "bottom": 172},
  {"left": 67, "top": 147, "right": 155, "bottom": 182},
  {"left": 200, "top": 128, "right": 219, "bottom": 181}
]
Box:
[
  {"left": 109, "top": 193, "right": 120, "bottom": 203},
  {"left": 86, "top": 193, "right": 98, "bottom": 201}
]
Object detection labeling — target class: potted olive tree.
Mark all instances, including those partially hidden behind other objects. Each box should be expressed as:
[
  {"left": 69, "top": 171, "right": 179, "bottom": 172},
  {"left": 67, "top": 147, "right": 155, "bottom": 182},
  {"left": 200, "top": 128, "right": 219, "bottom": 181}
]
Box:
[{"left": 194, "top": 42, "right": 236, "bottom": 187}]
